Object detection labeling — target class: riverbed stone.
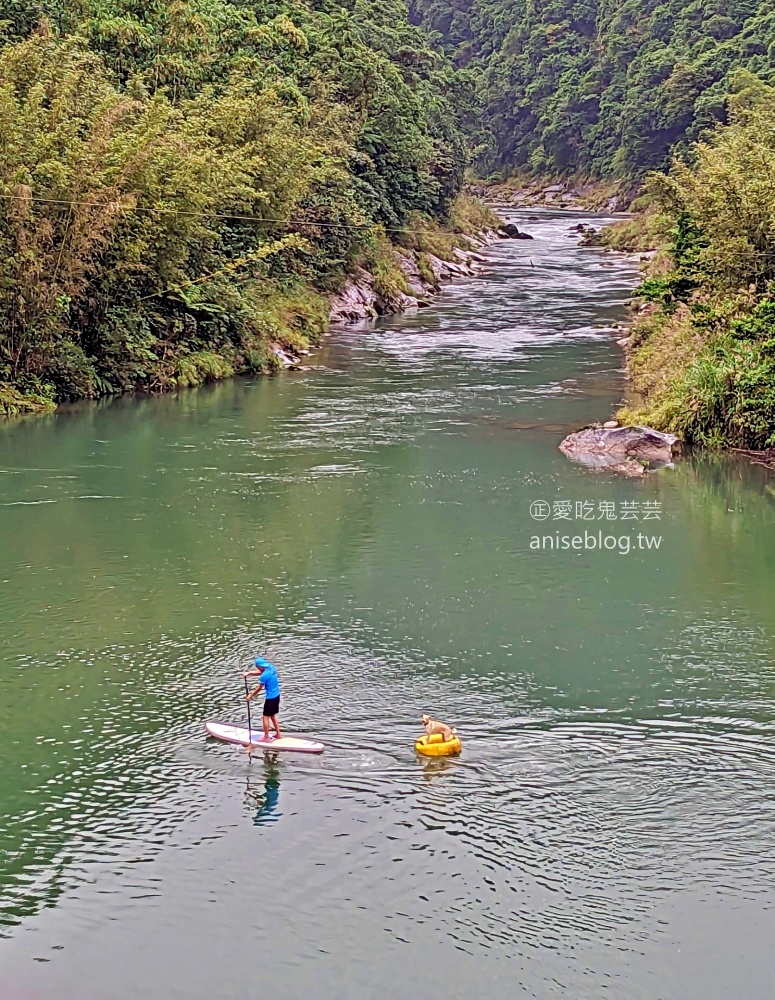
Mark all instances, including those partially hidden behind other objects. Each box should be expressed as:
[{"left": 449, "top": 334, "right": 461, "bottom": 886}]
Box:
[
  {"left": 498, "top": 222, "right": 535, "bottom": 240},
  {"left": 271, "top": 343, "right": 301, "bottom": 368},
  {"left": 559, "top": 424, "right": 680, "bottom": 472},
  {"left": 329, "top": 268, "right": 379, "bottom": 324}
]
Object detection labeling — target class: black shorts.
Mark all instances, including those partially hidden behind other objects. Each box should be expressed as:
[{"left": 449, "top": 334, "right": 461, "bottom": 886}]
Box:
[{"left": 263, "top": 696, "right": 280, "bottom": 717}]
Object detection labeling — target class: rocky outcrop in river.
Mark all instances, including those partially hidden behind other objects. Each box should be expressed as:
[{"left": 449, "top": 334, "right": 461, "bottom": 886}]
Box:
[{"left": 559, "top": 424, "right": 680, "bottom": 477}]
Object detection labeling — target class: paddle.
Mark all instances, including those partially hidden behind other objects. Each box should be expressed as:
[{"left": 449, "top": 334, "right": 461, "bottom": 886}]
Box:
[{"left": 243, "top": 672, "right": 254, "bottom": 754}]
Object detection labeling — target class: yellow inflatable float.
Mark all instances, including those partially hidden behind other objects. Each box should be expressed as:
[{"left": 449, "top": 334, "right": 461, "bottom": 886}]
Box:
[{"left": 415, "top": 732, "right": 462, "bottom": 757}]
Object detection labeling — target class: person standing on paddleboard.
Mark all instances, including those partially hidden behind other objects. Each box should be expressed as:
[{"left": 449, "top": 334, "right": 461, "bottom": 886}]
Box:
[{"left": 243, "top": 657, "right": 282, "bottom": 744}]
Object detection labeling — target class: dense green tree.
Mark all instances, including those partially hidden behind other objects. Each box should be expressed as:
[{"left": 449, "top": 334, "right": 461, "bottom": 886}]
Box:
[
  {"left": 618, "top": 85, "right": 775, "bottom": 448},
  {"left": 0, "top": 0, "right": 474, "bottom": 410}
]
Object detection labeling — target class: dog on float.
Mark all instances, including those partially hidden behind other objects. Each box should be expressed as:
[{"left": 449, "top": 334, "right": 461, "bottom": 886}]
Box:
[{"left": 420, "top": 713, "right": 457, "bottom": 742}]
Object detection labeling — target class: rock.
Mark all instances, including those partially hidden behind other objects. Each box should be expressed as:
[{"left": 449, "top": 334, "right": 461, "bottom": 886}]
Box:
[
  {"left": 559, "top": 424, "right": 680, "bottom": 473},
  {"left": 394, "top": 251, "right": 429, "bottom": 296},
  {"left": 373, "top": 290, "right": 420, "bottom": 316},
  {"left": 271, "top": 343, "right": 300, "bottom": 369},
  {"left": 578, "top": 225, "right": 600, "bottom": 245},
  {"left": 608, "top": 460, "right": 648, "bottom": 477},
  {"left": 448, "top": 249, "right": 478, "bottom": 275},
  {"left": 545, "top": 184, "right": 565, "bottom": 193},
  {"left": 425, "top": 253, "right": 448, "bottom": 281},
  {"left": 603, "top": 420, "right": 619, "bottom": 429},
  {"left": 498, "top": 222, "right": 535, "bottom": 240},
  {"left": 329, "top": 267, "right": 379, "bottom": 324},
  {"left": 617, "top": 336, "right": 632, "bottom": 347},
  {"left": 329, "top": 224, "right": 500, "bottom": 327}
]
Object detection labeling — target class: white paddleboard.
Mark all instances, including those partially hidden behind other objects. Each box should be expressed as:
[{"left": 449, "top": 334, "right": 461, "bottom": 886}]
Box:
[{"left": 205, "top": 721, "right": 325, "bottom": 754}]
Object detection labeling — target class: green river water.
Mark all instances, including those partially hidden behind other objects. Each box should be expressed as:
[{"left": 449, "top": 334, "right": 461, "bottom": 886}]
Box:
[{"left": 1, "top": 210, "right": 775, "bottom": 1000}]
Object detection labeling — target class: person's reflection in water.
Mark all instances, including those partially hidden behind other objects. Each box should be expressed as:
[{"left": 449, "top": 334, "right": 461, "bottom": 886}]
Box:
[{"left": 244, "top": 753, "right": 281, "bottom": 826}]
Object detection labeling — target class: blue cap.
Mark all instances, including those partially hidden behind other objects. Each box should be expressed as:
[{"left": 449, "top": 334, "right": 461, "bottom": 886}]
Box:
[{"left": 254, "top": 657, "right": 267, "bottom": 667}]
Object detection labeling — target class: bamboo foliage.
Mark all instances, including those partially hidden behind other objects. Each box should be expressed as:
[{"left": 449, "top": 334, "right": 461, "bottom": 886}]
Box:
[
  {"left": 0, "top": 2, "right": 470, "bottom": 410},
  {"left": 658, "top": 99, "right": 775, "bottom": 292},
  {"left": 624, "top": 89, "right": 775, "bottom": 448}
]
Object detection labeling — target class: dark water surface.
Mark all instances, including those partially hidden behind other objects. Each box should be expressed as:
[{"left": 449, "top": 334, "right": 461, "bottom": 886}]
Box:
[{"left": 1, "top": 211, "right": 775, "bottom": 1000}]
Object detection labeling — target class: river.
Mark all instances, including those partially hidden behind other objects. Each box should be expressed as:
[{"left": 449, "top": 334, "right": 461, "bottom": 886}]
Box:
[{"left": 1, "top": 210, "right": 775, "bottom": 1000}]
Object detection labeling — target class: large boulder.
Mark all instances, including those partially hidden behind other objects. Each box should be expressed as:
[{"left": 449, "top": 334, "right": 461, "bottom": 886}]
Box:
[
  {"left": 394, "top": 250, "right": 431, "bottom": 296},
  {"left": 425, "top": 253, "right": 452, "bottom": 281},
  {"left": 559, "top": 425, "right": 680, "bottom": 474},
  {"left": 270, "top": 343, "right": 300, "bottom": 369},
  {"left": 498, "top": 222, "right": 535, "bottom": 240},
  {"left": 329, "top": 268, "right": 379, "bottom": 324}
]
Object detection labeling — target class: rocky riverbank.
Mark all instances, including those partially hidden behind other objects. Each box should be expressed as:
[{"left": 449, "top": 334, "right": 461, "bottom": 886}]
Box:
[
  {"left": 326, "top": 225, "right": 532, "bottom": 328},
  {"left": 466, "top": 178, "right": 634, "bottom": 214},
  {"left": 267, "top": 223, "right": 535, "bottom": 369},
  {"left": 0, "top": 198, "right": 529, "bottom": 412}
]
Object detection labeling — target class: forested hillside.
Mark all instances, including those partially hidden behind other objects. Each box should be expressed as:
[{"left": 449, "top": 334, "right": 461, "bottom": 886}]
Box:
[
  {"left": 411, "top": 0, "right": 775, "bottom": 179},
  {"left": 6, "top": 0, "right": 775, "bottom": 447},
  {"left": 0, "top": 0, "right": 475, "bottom": 412},
  {"left": 615, "top": 84, "right": 775, "bottom": 450},
  {"left": 406, "top": 0, "right": 775, "bottom": 450}
]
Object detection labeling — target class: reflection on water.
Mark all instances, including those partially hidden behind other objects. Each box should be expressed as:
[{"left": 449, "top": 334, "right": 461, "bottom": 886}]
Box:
[
  {"left": 1, "top": 210, "right": 775, "bottom": 1000},
  {"left": 246, "top": 760, "right": 282, "bottom": 827},
  {"left": 419, "top": 756, "right": 459, "bottom": 783}
]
